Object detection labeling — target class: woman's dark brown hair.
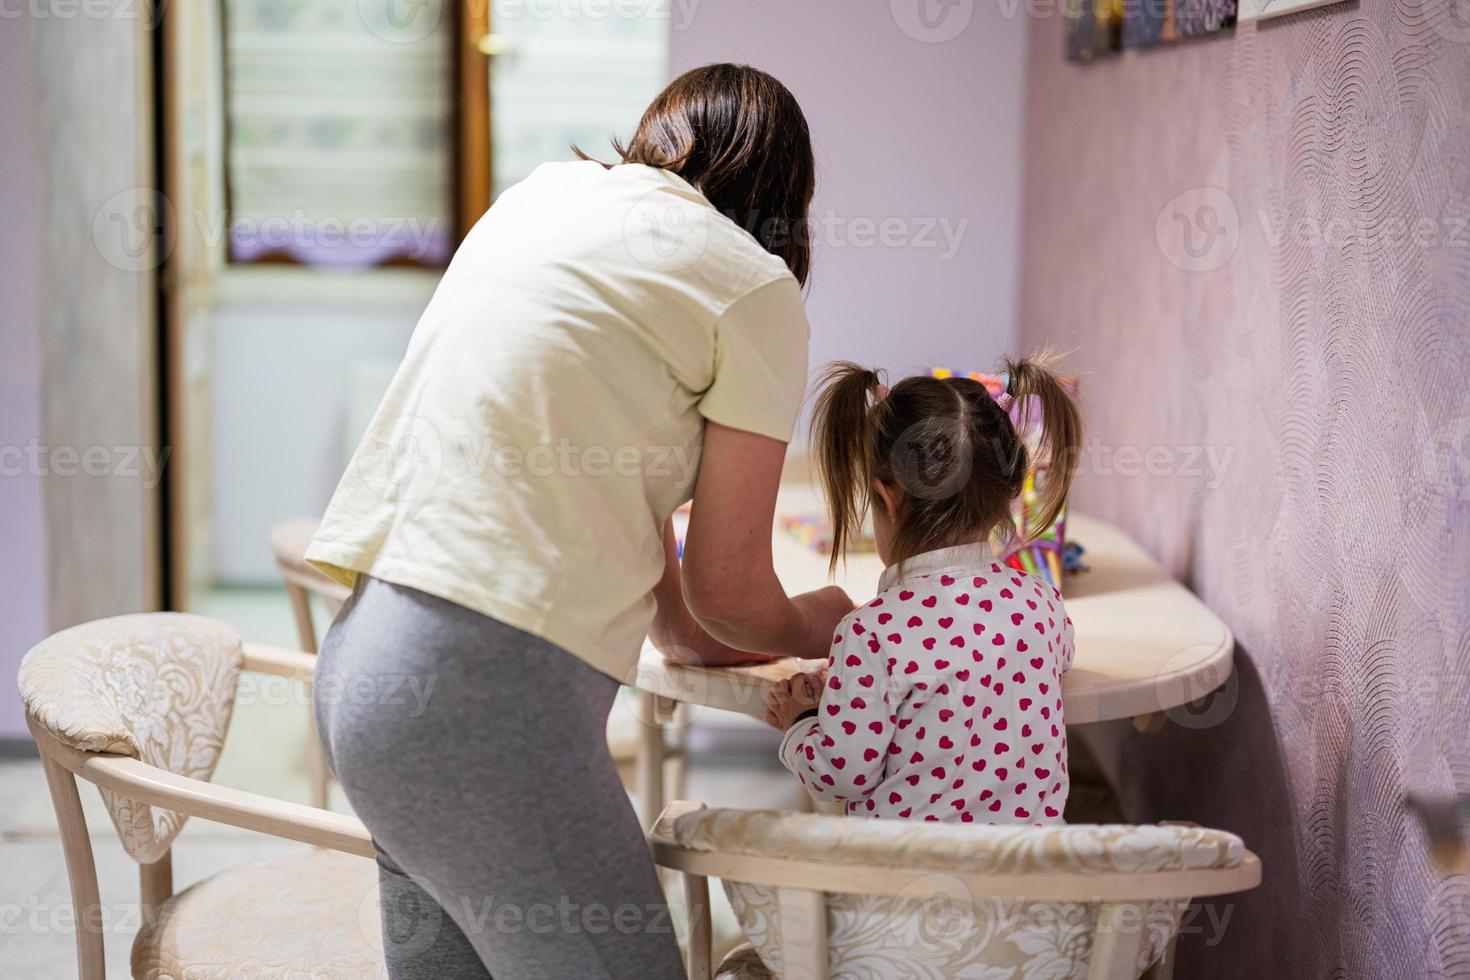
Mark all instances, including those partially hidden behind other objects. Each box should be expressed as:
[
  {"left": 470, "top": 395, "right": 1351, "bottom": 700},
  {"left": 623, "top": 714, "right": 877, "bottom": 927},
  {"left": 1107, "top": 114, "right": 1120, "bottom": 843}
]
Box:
[
  {"left": 579, "top": 63, "right": 817, "bottom": 285},
  {"left": 812, "top": 357, "right": 1083, "bottom": 572}
]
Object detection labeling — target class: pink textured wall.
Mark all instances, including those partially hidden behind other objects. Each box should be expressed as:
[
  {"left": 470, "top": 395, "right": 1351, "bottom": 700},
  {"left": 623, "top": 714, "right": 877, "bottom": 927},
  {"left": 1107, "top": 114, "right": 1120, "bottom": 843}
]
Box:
[
  {"left": 1020, "top": 3, "right": 1470, "bottom": 976},
  {"left": 670, "top": 0, "right": 1027, "bottom": 378}
]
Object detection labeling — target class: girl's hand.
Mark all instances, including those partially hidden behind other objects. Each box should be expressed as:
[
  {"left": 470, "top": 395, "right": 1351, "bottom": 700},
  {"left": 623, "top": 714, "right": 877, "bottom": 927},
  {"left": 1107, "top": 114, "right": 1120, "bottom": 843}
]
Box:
[{"left": 763, "top": 670, "right": 824, "bottom": 730}]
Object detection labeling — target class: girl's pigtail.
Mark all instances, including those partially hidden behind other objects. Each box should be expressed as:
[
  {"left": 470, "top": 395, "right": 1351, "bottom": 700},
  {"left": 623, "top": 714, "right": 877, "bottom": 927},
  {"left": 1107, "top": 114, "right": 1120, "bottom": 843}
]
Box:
[
  {"left": 812, "top": 362, "right": 884, "bottom": 573},
  {"left": 1004, "top": 353, "right": 1082, "bottom": 541}
]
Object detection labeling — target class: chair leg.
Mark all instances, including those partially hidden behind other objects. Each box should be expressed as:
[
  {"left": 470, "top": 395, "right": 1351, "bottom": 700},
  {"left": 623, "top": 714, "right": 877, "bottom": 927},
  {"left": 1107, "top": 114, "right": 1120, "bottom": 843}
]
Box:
[
  {"left": 1088, "top": 902, "right": 1148, "bottom": 980},
  {"left": 139, "top": 850, "right": 173, "bottom": 921},
  {"left": 305, "top": 687, "right": 331, "bottom": 810},
  {"left": 682, "top": 872, "right": 713, "bottom": 980},
  {"left": 39, "top": 752, "right": 105, "bottom": 980},
  {"left": 1142, "top": 932, "right": 1178, "bottom": 980},
  {"left": 281, "top": 579, "right": 333, "bottom": 809},
  {"left": 283, "top": 580, "right": 319, "bottom": 654},
  {"left": 776, "top": 887, "right": 828, "bottom": 980},
  {"left": 636, "top": 690, "right": 666, "bottom": 830},
  {"left": 665, "top": 703, "right": 690, "bottom": 802}
]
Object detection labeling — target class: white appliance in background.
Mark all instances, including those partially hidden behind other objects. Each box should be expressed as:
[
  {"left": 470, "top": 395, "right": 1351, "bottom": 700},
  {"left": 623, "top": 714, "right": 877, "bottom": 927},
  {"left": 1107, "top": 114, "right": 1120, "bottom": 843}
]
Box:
[
  {"left": 344, "top": 359, "right": 403, "bottom": 464},
  {"left": 488, "top": 15, "right": 668, "bottom": 197},
  {"left": 209, "top": 304, "right": 421, "bottom": 585}
]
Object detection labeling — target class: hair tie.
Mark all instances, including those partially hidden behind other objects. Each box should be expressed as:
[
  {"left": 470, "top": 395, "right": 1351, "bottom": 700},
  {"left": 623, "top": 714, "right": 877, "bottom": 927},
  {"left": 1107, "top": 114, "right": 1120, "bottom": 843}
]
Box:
[
  {"left": 875, "top": 383, "right": 891, "bottom": 402},
  {"left": 1001, "top": 371, "right": 1013, "bottom": 397}
]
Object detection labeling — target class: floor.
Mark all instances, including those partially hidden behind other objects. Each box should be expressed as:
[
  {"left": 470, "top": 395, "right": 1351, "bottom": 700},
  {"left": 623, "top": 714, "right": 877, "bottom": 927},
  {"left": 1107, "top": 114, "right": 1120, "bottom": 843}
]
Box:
[{"left": 1, "top": 586, "right": 805, "bottom": 979}]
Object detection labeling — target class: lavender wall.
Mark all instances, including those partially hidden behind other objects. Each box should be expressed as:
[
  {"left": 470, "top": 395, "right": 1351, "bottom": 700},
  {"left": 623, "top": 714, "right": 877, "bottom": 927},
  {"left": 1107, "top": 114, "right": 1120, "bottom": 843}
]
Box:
[
  {"left": 0, "top": 18, "right": 47, "bottom": 739},
  {"left": 1020, "top": 5, "right": 1470, "bottom": 976},
  {"left": 670, "top": 0, "right": 1027, "bottom": 382}
]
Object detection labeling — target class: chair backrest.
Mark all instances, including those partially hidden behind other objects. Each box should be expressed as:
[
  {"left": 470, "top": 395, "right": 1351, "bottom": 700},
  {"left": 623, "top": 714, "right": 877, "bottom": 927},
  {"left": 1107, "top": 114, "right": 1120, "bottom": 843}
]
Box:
[
  {"left": 19, "top": 613, "right": 243, "bottom": 863},
  {"left": 270, "top": 518, "right": 351, "bottom": 653},
  {"left": 662, "top": 806, "right": 1258, "bottom": 980}
]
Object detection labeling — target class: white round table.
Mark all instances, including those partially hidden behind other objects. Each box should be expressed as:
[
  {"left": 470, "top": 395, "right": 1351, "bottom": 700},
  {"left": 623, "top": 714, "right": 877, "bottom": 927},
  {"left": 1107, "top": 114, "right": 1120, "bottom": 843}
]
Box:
[{"left": 630, "top": 486, "right": 1235, "bottom": 824}]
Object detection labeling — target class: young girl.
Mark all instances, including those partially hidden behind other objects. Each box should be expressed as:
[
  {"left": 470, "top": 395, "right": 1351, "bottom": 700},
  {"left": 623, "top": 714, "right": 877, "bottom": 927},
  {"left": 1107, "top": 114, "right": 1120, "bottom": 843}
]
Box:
[{"left": 764, "top": 357, "right": 1082, "bottom": 825}]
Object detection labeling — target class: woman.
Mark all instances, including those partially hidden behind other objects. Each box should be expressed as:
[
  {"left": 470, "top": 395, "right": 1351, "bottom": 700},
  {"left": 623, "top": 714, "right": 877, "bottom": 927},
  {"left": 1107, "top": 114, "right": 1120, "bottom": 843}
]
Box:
[{"left": 307, "top": 64, "right": 853, "bottom": 979}]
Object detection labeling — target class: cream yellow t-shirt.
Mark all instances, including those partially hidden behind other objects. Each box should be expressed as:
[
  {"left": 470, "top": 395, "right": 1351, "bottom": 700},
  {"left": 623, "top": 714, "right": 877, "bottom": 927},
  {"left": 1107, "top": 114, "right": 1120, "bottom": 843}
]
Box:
[{"left": 307, "top": 161, "right": 810, "bottom": 682}]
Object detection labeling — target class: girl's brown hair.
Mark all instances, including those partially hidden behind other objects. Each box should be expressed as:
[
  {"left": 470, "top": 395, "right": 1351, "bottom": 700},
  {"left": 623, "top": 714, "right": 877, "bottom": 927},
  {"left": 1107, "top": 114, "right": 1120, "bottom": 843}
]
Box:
[
  {"left": 578, "top": 63, "right": 817, "bottom": 285},
  {"left": 812, "top": 357, "right": 1082, "bottom": 572}
]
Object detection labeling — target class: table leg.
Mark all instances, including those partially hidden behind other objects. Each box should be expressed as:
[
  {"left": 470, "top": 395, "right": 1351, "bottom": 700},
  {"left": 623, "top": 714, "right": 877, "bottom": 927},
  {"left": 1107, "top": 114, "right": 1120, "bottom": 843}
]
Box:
[
  {"left": 666, "top": 702, "right": 689, "bottom": 802},
  {"left": 1131, "top": 711, "right": 1167, "bottom": 734}
]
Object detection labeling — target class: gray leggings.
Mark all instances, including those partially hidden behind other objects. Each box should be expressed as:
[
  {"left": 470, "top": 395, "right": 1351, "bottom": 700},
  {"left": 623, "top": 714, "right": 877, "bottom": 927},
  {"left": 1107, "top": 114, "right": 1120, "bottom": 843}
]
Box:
[{"left": 314, "top": 576, "right": 686, "bottom": 980}]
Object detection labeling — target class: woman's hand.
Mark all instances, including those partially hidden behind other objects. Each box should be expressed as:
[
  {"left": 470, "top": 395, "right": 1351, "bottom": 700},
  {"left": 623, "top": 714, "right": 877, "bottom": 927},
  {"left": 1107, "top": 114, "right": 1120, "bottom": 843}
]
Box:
[
  {"left": 763, "top": 670, "right": 824, "bottom": 730},
  {"left": 657, "top": 639, "right": 776, "bottom": 668}
]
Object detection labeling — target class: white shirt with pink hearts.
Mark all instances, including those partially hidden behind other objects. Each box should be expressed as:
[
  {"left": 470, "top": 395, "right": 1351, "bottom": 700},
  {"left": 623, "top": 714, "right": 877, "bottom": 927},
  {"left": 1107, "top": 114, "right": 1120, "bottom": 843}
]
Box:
[{"left": 778, "top": 542, "right": 1075, "bottom": 825}]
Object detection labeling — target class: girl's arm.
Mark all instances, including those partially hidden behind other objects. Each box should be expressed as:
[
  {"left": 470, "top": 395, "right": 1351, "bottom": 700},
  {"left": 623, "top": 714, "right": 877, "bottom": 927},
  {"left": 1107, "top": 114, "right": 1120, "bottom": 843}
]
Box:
[
  {"left": 777, "top": 615, "right": 893, "bottom": 802},
  {"left": 656, "top": 421, "right": 853, "bottom": 664}
]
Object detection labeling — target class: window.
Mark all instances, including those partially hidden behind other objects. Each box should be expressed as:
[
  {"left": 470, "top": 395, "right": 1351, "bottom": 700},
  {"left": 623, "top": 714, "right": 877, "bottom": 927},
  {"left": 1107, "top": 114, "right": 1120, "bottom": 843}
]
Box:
[{"left": 221, "top": 0, "right": 457, "bottom": 268}]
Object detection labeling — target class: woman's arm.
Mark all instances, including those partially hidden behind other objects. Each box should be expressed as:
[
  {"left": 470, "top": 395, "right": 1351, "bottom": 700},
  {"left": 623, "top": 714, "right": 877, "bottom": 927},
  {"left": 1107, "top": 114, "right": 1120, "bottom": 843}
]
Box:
[
  {"left": 649, "top": 519, "right": 755, "bottom": 666},
  {"left": 650, "top": 421, "right": 852, "bottom": 666}
]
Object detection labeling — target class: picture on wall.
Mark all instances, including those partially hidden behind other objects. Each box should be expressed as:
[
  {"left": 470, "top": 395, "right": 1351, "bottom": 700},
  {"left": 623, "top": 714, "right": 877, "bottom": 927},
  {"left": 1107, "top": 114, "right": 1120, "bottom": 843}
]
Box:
[
  {"left": 1121, "top": 0, "right": 1237, "bottom": 48},
  {"left": 1235, "top": 0, "right": 1338, "bottom": 21},
  {"left": 1122, "top": 0, "right": 1174, "bottom": 47},
  {"left": 1065, "top": 0, "right": 1124, "bottom": 61},
  {"left": 1175, "top": 0, "right": 1237, "bottom": 35}
]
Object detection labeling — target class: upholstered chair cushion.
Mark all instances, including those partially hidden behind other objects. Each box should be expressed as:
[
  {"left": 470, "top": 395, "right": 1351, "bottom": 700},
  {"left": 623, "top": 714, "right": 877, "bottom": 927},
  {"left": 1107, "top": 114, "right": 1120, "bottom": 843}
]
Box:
[
  {"left": 673, "top": 809, "right": 1247, "bottom": 978},
  {"left": 715, "top": 942, "right": 775, "bottom": 979},
  {"left": 132, "top": 848, "right": 386, "bottom": 979},
  {"left": 18, "top": 613, "right": 244, "bottom": 863}
]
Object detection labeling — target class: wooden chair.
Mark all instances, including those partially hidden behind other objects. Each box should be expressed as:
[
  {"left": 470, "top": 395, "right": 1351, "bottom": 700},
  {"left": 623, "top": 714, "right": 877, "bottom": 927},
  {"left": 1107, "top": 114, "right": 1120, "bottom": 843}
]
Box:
[
  {"left": 269, "top": 519, "right": 351, "bottom": 809},
  {"left": 20, "top": 613, "right": 385, "bottom": 979},
  {"left": 269, "top": 517, "right": 684, "bottom": 827},
  {"left": 649, "top": 800, "right": 1262, "bottom": 980}
]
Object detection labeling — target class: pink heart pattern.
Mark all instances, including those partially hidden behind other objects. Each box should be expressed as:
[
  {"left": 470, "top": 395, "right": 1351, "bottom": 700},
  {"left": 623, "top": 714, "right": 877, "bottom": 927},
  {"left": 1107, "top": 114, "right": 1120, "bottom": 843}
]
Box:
[{"left": 778, "top": 561, "right": 1075, "bottom": 828}]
